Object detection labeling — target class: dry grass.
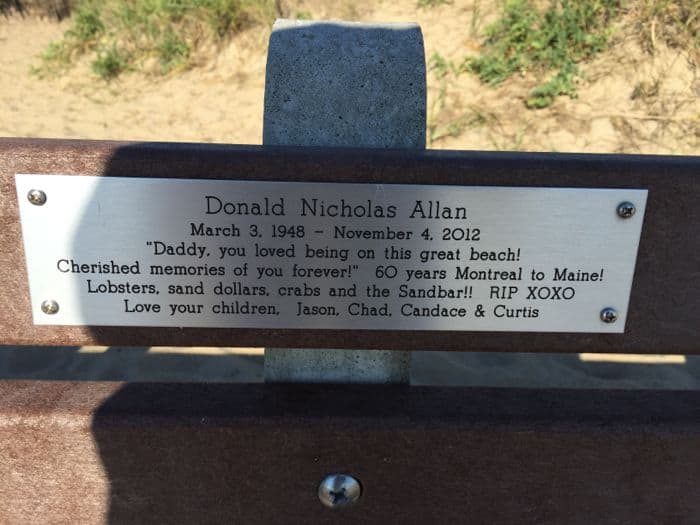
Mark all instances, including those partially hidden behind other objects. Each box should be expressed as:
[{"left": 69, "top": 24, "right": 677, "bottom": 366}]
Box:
[
  {"left": 633, "top": 0, "right": 700, "bottom": 64},
  {"left": 32, "top": 0, "right": 280, "bottom": 79},
  {"left": 0, "top": 0, "right": 75, "bottom": 19}
]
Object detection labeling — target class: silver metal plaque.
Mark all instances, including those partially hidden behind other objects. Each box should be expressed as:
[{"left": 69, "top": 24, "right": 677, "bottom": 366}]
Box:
[{"left": 15, "top": 175, "right": 647, "bottom": 333}]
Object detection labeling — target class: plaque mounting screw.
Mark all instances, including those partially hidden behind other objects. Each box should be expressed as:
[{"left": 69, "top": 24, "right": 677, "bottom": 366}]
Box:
[
  {"left": 41, "top": 300, "right": 59, "bottom": 315},
  {"left": 318, "top": 474, "right": 361, "bottom": 509},
  {"left": 600, "top": 307, "right": 618, "bottom": 324},
  {"left": 617, "top": 202, "right": 636, "bottom": 218},
  {"left": 27, "top": 189, "right": 47, "bottom": 206}
]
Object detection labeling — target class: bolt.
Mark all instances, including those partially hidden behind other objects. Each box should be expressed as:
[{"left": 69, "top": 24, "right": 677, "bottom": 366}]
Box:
[
  {"left": 318, "top": 474, "right": 361, "bottom": 509},
  {"left": 600, "top": 307, "right": 618, "bottom": 324},
  {"left": 41, "top": 300, "right": 59, "bottom": 315},
  {"left": 617, "top": 202, "right": 635, "bottom": 219},
  {"left": 27, "top": 189, "right": 47, "bottom": 206}
]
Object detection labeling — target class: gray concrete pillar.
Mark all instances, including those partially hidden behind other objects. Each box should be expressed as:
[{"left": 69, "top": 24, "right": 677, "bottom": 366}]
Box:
[{"left": 262, "top": 19, "right": 426, "bottom": 383}]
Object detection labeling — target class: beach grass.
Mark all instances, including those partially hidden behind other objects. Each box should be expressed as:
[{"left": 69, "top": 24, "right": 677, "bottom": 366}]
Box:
[{"left": 32, "top": 0, "right": 279, "bottom": 79}]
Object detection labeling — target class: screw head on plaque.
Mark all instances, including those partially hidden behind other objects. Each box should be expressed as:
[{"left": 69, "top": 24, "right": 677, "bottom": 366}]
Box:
[
  {"left": 27, "top": 189, "right": 47, "bottom": 206},
  {"left": 600, "top": 307, "right": 618, "bottom": 324},
  {"left": 617, "top": 202, "right": 636, "bottom": 219},
  {"left": 41, "top": 300, "right": 59, "bottom": 315}
]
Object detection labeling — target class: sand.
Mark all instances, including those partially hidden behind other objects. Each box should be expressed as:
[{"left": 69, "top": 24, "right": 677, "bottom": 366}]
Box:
[
  {"left": 1, "top": 2, "right": 699, "bottom": 387},
  {"left": 2, "top": 2, "right": 698, "bottom": 152}
]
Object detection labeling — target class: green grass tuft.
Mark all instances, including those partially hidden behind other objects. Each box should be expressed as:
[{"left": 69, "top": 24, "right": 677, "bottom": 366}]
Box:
[
  {"left": 34, "top": 0, "right": 279, "bottom": 80},
  {"left": 524, "top": 62, "right": 577, "bottom": 108},
  {"left": 92, "top": 44, "right": 128, "bottom": 80},
  {"left": 156, "top": 27, "right": 189, "bottom": 73},
  {"left": 67, "top": 3, "right": 104, "bottom": 43},
  {"left": 466, "top": 0, "right": 620, "bottom": 108},
  {"left": 417, "top": 0, "right": 452, "bottom": 7}
]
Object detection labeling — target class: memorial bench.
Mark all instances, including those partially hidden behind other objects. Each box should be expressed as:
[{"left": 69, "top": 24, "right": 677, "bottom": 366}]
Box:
[
  {"left": 1, "top": 19, "right": 700, "bottom": 524},
  {"left": 2, "top": 139, "right": 700, "bottom": 524}
]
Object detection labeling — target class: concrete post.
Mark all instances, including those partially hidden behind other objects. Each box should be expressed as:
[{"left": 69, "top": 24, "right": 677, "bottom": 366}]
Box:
[{"left": 262, "top": 19, "right": 426, "bottom": 383}]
